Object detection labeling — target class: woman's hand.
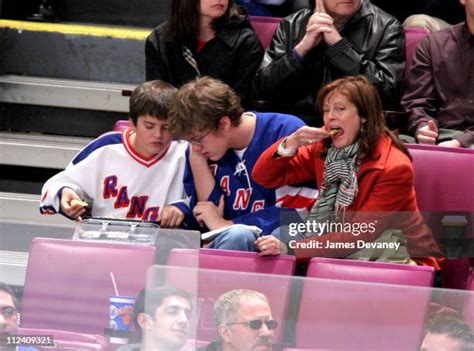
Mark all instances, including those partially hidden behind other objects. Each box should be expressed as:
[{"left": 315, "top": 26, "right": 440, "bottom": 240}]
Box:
[
  {"left": 255, "top": 235, "right": 288, "bottom": 256},
  {"left": 285, "top": 126, "right": 330, "bottom": 150}
]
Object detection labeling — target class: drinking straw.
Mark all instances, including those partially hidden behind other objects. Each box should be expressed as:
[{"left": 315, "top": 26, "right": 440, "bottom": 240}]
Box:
[{"left": 110, "top": 272, "right": 119, "bottom": 296}]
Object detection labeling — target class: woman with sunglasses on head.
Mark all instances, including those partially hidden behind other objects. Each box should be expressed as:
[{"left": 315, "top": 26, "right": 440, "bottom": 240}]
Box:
[
  {"left": 252, "top": 75, "right": 443, "bottom": 270},
  {"left": 145, "top": 0, "right": 264, "bottom": 108}
]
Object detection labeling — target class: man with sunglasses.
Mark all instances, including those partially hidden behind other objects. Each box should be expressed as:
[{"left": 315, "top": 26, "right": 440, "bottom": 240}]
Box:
[
  {"left": 169, "top": 77, "right": 317, "bottom": 252},
  {"left": 203, "top": 289, "right": 276, "bottom": 351},
  {"left": 0, "top": 282, "right": 19, "bottom": 349}
]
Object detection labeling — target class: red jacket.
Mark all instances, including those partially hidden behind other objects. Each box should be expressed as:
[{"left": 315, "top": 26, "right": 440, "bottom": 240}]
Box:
[{"left": 253, "top": 133, "right": 442, "bottom": 269}]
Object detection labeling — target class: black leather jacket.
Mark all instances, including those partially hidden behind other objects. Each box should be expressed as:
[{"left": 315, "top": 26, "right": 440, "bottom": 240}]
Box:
[
  {"left": 253, "top": 0, "right": 405, "bottom": 123},
  {"left": 146, "top": 16, "right": 263, "bottom": 106}
]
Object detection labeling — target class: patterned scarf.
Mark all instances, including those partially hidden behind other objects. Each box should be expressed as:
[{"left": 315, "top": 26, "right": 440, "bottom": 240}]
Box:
[
  {"left": 307, "top": 142, "right": 359, "bottom": 236},
  {"left": 182, "top": 46, "right": 201, "bottom": 76}
]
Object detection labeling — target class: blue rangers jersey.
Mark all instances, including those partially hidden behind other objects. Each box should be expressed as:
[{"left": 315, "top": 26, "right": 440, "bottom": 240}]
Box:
[{"left": 186, "top": 112, "right": 318, "bottom": 234}]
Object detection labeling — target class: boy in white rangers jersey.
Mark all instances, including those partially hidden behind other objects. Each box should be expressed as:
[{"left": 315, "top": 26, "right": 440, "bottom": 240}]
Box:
[
  {"left": 169, "top": 77, "right": 317, "bottom": 251},
  {"left": 40, "top": 80, "right": 193, "bottom": 228}
]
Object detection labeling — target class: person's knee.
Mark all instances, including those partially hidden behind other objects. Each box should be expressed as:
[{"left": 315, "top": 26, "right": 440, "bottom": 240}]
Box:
[
  {"left": 225, "top": 227, "right": 256, "bottom": 244},
  {"left": 211, "top": 226, "right": 257, "bottom": 251}
]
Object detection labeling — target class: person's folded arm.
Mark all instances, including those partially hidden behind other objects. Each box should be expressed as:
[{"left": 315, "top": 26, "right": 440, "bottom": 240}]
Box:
[{"left": 252, "top": 138, "right": 317, "bottom": 189}]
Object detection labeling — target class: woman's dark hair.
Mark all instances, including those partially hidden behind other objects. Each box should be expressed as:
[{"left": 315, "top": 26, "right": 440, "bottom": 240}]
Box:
[
  {"left": 165, "top": 0, "right": 241, "bottom": 47},
  {"left": 316, "top": 75, "right": 410, "bottom": 162}
]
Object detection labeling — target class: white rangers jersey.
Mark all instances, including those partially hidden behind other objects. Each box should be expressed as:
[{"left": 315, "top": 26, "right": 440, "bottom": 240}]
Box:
[{"left": 40, "top": 129, "right": 193, "bottom": 224}]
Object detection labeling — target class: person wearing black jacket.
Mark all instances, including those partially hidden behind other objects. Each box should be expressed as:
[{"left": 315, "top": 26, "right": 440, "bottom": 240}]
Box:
[
  {"left": 145, "top": 0, "right": 264, "bottom": 107},
  {"left": 253, "top": 0, "right": 405, "bottom": 125}
]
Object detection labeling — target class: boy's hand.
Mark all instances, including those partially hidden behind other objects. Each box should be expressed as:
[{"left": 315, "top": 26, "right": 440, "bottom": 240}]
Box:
[
  {"left": 189, "top": 144, "right": 208, "bottom": 161},
  {"left": 158, "top": 205, "right": 185, "bottom": 228},
  {"left": 193, "top": 195, "right": 231, "bottom": 231},
  {"left": 60, "top": 188, "right": 87, "bottom": 220}
]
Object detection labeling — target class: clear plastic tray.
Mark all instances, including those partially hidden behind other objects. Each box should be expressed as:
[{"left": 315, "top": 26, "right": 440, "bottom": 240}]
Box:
[{"left": 73, "top": 218, "right": 159, "bottom": 245}]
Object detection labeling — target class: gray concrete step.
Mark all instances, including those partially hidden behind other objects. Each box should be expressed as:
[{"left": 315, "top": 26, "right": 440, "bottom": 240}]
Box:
[
  {"left": 0, "top": 75, "right": 135, "bottom": 112},
  {"left": 0, "top": 131, "right": 92, "bottom": 169}
]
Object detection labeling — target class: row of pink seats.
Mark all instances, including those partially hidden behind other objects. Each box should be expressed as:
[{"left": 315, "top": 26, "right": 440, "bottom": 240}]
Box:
[
  {"left": 407, "top": 144, "right": 474, "bottom": 290},
  {"left": 21, "top": 238, "right": 436, "bottom": 349},
  {"left": 166, "top": 248, "right": 296, "bottom": 343},
  {"left": 21, "top": 238, "right": 155, "bottom": 335},
  {"left": 166, "top": 249, "right": 435, "bottom": 349},
  {"left": 295, "top": 258, "right": 434, "bottom": 349}
]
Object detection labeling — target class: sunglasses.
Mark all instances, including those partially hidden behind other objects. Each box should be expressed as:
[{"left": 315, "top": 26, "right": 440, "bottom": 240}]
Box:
[
  {"left": 226, "top": 319, "right": 278, "bottom": 330},
  {"left": 1, "top": 306, "right": 17, "bottom": 319}
]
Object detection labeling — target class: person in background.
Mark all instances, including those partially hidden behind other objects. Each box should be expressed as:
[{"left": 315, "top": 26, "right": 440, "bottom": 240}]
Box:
[
  {"left": 145, "top": 0, "right": 264, "bottom": 107},
  {"left": 401, "top": 0, "right": 474, "bottom": 148},
  {"left": 253, "top": 0, "right": 405, "bottom": 124},
  {"left": 203, "top": 289, "right": 276, "bottom": 351},
  {"left": 40, "top": 81, "right": 195, "bottom": 228},
  {"left": 0, "top": 283, "right": 19, "bottom": 346},
  {"left": 118, "top": 287, "right": 194, "bottom": 351},
  {"left": 420, "top": 314, "right": 474, "bottom": 351},
  {"left": 252, "top": 76, "right": 442, "bottom": 269}
]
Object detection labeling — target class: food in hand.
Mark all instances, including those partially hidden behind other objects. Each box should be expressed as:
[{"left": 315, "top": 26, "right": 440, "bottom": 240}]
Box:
[
  {"left": 329, "top": 128, "right": 341, "bottom": 136},
  {"left": 71, "top": 199, "right": 88, "bottom": 207}
]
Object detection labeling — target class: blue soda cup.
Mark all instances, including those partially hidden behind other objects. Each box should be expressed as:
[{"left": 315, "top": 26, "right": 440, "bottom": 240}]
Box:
[{"left": 109, "top": 295, "right": 135, "bottom": 330}]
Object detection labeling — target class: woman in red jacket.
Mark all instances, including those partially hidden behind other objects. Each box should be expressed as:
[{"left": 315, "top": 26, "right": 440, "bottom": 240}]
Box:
[{"left": 252, "top": 76, "right": 442, "bottom": 269}]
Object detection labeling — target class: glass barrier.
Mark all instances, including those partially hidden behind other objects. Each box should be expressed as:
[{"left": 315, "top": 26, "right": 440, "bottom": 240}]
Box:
[
  {"left": 0, "top": 215, "right": 474, "bottom": 350},
  {"left": 141, "top": 264, "right": 474, "bottom": 351}
]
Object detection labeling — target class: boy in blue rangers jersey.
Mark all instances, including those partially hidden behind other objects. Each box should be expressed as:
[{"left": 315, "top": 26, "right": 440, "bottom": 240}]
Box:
[
  {"left": 169, "top": 77, "right": 317, "bottom": 251},
  {"left": 40, "top": 80, "right": 194, "bottom": 228}
]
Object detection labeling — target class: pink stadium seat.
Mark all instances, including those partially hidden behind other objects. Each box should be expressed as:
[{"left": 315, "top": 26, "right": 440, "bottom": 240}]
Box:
[
  {"left": 113, "top": 119, "right": 129, "bottom": 131},
  {"left": 407, "top": 144, "right": 474, "bottom": 289},
  {"left": 306, "top": 257, "right": 435, "bottom": 287},
  {"left": 250, "top": 16, "right": 282, "bottom": 50},
  {"left": 295, "top": 257, "right": 434, "bottom": 349},
  {"left": 166, "top": 248, "right": 296, "bottom": 343},
  {"left": 17, "top": 327, "right": 109, "bottom": 350},
  {"left": 408, "top": 143, "right": 474, "bottom": 227},
  {"left": 167, "top": 248, "right": 296, "bottom": 275},
  {"left": 21, "top": 238, "right": 155, "bottom": 334},
  {"left": 403, "top": 27, "right": 430, "bottom": 81}
]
